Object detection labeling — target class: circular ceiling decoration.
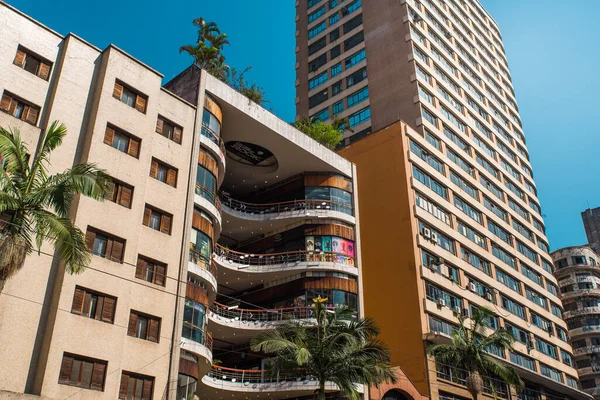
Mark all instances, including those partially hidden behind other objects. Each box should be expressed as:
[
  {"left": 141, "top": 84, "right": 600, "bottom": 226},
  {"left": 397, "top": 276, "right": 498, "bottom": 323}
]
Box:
[{"left": 225, "top": 141, "right": 278, "bottom": 173}]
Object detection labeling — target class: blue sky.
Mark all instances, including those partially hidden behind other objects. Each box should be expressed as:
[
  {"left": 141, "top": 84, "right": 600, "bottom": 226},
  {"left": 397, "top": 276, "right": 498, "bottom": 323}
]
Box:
[{"left": 8, "top": 0, "right": 600, "bottom": 251}]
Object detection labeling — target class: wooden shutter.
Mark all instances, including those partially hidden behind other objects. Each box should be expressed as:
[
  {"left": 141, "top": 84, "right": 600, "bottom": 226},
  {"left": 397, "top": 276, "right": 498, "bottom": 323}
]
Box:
[
  {"left": 166, "top": 168, "right": 177, "bottom": 187},
  {"left": 127, "top": 312, "right": 138, "bottom": 337},
  {"left": 142, "top": 378, "right": 153, "bottom": 400},
  {"left": 71, "top": 287, "right": 85, "bottom": 314},
  {"left": 173, "top": 126, "right": 182, "bottom": 144},
  {"left": 143, "top": 207, "right": 152, "bottom": 227},
  {"left": 0, "top": 94, "right": 13, "bottom": 112},
  {"left": 135, "top": 258, "right": 147, "bottom": 279},
  {"left": 107, "top": 180, "right": 116, "bottom": 201},
  {"left": 85, "top": 230, "right": 96, "bottom": 251},
  {"left": 155, "top": 265, "right": 166, "bottom": 286},
  {"left": 135, "top": 95, "right": 146, "bottom": 113},
  {"left": 82, "top": 292, "right": 92, "bottom": 316},
  {"left": 25, "top": 106, "right": 39, "bottom": 125},
  {"left": 155, "top": 118, "right": 163, "bottom": 134},
  {"left": 119, "top": 186, "right": 132, "bottom": 208},
  {"left": 104, "top": 126, "right": 115, "bottom": 146},
  {"left": 147, "top": 319, "right": 160, "bottom": 343},
  {"left": 101, "top": 297, "right": 116, "bottom": 323},
  {"left": 38, "top": 62, "right": 51, "bottom": 80},
  {"left": 127, "top": 138, "right": 139, "bottom": 158},
  {"left": 58, "top": 354, "right": 74, "bottom": 384},
  {"left": 113, "top": 82, "right": 123, "bottom": 100},
  {"left": 118, "top": 373, "right": 129, "bottom": 399},
  {"left": 110, "top": 239, "right": 124, "bottom": 263},
  {"left": 90, "top": 362, "right": 106, "bottom": 390},
  {"left": 149, "top": 160, "right": 158, "bottom": 179},
  {"left": 160, "top": 215, "right": 171, "bottom": 235},
  {"left": 13, "top": 49, "right": 26, "bottom": 67}
]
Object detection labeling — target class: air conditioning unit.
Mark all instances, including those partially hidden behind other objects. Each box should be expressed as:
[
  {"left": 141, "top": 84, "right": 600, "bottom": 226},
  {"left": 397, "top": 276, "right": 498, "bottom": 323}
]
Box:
[
  {"left": 437, "top": 298, "right": 446, "bottom": 307},
  {"left": 485, "top": 292, "right": 493, "bottom": 301},
  {"left": 431, "top": 232, "right": 439, "bottom": 243},
  {"left": 432, "top": 257, "right": 444, "bottom": 266},
  {"left": 422, "top": 227, "right": 432, "bottom": 239},
  {"left": 468, "top": 282, "right": 477, "bottom": 292},
  {"left": 340, "top": 6, "right": 349, "bottom": 15},
  {"left": 413, "top": 15, "right": 423, "bottom": 23}
]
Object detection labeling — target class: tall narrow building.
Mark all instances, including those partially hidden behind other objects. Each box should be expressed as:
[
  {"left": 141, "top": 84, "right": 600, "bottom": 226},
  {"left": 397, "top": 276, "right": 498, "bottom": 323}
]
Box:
[
  {"left": 582, "top": 207, "right": 600, "bottom": 255},
  {"left": 297, "top": 0, "right": 591, "bottom": 399}
]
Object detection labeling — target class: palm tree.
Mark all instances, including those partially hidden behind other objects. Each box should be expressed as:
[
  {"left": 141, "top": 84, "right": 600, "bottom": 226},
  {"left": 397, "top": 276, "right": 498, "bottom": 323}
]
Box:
[
  {"left": 180, "top": 17, "right": 230, "bottom": 79},
  {"left": 0, "top": 121, "right": 109, "bottom": 292},
  {"left": 251, "top": 296, "right": 397, "bottom": 400},
  {"left": 428, "top": 307, "right": 523, "bottom": 400}
]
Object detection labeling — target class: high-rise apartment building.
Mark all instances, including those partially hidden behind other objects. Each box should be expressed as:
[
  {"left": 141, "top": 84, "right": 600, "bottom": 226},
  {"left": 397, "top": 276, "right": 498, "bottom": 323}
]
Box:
[
  {"left": 0, "top": 3, "right": 364, "bottom": 400},
  {"left": 297, "top": 0, "right": 591, "bottom": 399},
  {"left": 552, "top": 245, "right": 600, "bottom": 400},
  {"left": 582, "top": 207, "right": 600, "bottom": 255}
]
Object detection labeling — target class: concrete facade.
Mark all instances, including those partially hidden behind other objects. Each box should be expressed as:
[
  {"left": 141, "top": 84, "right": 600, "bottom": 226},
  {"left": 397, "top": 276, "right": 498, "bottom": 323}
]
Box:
[
  {"left": 0, "top": 3, "right": 362, "bottom": 400},
  {"left": 582, "top": 208, "right": 600, "bottom": 256}
]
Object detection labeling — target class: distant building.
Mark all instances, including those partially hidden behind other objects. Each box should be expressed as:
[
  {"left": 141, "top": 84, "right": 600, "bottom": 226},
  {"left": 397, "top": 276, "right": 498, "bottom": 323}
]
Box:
[{"left": 582, "top": 207, "right": 600, "bottom": 255}]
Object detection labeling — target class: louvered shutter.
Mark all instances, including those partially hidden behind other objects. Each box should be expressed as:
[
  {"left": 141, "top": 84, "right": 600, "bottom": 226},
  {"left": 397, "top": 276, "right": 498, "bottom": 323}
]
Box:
[
  {"left": 155, "top": 265, "right": 166, "bottom": 286},
  {"left": 160, "top": 215, "right": 171, "bottom": 235},
  {"left": 106, "top": 180, "right": 116, "bottom": 201},
  {"left": 142, "top": 207, "right": 151, "bottom": 227},
  {"left": 101, "top": 297, "right": 116, "bottom": 323},
  {"left": 155, "top": 118, "right": 163, "bottom": 134},
  {"left": 166, "top": 168, "right": 177, "bottom": 187},
  {"left": 127, "top": 312, "right": 138, "bottom": 337},
  {"left": 147, "top": 319, "right": 160, "bottom": 343},
  {"left": 149, "top": 160, "right": 158, "bottom": 179},
  {"left": 113, "top": 82, "right": 123, "bottom": 100},
  {"left": 103, "top": 126, "right": 115, "bottom": 145},
  {"left": 127, "top": 138, "right": 139, "bottom": 158},
  {"left": 0, "top": 94, "right": 13, "bottom": 112},
  {"left": 85, "top": 230, "right": 96, "bottom": 252},
  {"left": 38, "top": 62, "right": 51, "bottom": 80},
  {"left": 142, "top": 378, "right": 153, "bottom": 400},
  {"left": 90, "top": 362, "right": 106, "bottom": 390},
  {"left": 71, "top": 287, "right": 85, "bottom": 314},
  {"left": 135, "top": 258, "right": 147, "bottom": 280},
  {"left": 119, "top": 186, "right": 132, "bottom": 208},
  {"left": 13, "top": 49, "right": 26, "bottom": 67},
  {"left": 118, "top": 373, "right": 129, "bottom": 399},
  {"left": 58, "top": 354, "right": 73, "bottom": 384},
  {"left": 173, "top": 126, "right": 182, "bottom": 144},
  {"left": 135, "top": 95, "right": 146, "bottom": 113},
  {"left": 25, "top": 107, "right": 39, "bottom": 125},
  {"left": 110, "top": 239, "right": 124, "bottom": 263}
]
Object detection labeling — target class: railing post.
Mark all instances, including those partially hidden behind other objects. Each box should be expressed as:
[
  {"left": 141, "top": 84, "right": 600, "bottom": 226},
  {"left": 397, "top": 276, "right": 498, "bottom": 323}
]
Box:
[{"left": 241, "top": 371, "right": 244, "bottom": 386}]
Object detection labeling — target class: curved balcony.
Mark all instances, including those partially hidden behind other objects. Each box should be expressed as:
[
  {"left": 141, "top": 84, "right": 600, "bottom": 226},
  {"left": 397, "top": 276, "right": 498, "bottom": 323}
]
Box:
[
  {"left": 201, "top": 365, "right": 361, "bottom": 395},
  {"left": 564, "top": 306, "right": 600, "bottom": 319},
  {"left": 558, "top": 276, "right": 600, "bottom": 288},
  {"left": 560, "top": 288, "right": 600, "bottom": 301},
  {"left": 570, "top": 324, "right": 600, "bottom": 337},
  {"left": 200, "top": 126, "right": 226, "bottom": 181},
  {"left": 194, "top": 184, "right": 223, "bottom": 233},
  {"left": 219, "top": 194, "right": 355, "bottom": 225},
  {"left": 213, "top": 244, "right": 358, "bottom": 276},
  {"left": 189, "top": 248, "right": 218, "bottom": 292},
  {"left": 181, "top": 326, "right": 213, "bottom": 375},
  {"left": 574, "top": 344, "right": 600, "bottom": 356}
]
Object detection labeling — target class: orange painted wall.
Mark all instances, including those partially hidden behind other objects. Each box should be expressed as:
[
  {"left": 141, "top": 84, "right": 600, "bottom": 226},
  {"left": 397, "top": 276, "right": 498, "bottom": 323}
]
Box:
[{"left": 338, "top": 122, "right": 430, "bottom": 395}]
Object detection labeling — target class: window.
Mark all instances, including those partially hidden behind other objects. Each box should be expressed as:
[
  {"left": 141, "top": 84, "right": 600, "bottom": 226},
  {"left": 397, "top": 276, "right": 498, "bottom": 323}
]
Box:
[
  {"left": 501, "top": 295, "right": 525, "bottom": 319},
  {"left": 425, "top": 130, "right": 441, "bottom": 150},
  {"left": 582, "top": 379, "right": 596, "bottom": 390},
  {"left": 331, "top": 63, "right": 342, "bottom": 77},
  {"left": 347, "top": 86, "right": 369, "bottom": 107},
  {"left": 309, "top": 89, "right": 328, "bottom": 108},
  {"left": 509, "top": 199, "right": 529, "bottom": 221},
  {"left": 119, "top": 372, "right": 154, "bottom": 400},
  {"left": 128, "top": 311, "right": 160, "bottom": 343},
  {"left": 85, "top": 227, "right": 125, "bottom": 263},
  {"left": 136, "top": 256, "right": 166, "bottom": 286},
  {"left": 505, "top": 180, "right": 525, "bottom": 201},
  {"left": 438, "top": 86, "right": 462, "bottom": 113},
  {"left": 551, "top": 303, "right": 562, "bottom": 318},
  {"left": 521, "top": 264, "right": 543, "bottom": 287},
  {"left": 414, "top": 46, "right": 429, "bottom": 64},
  {"left": 454, "top": 196, "right": 481, "bottom": 224},
  {"left": 419, "top": 221, "right": 455, "bottom": 254},
  {"left": 458, "top": 221, "right": 486, "bottom": 248},
  {"left": 0, "top": 92, "right": 40, "bottom": 125},
  {"left": 332, "top": 80, "right": 343, "bottom": 96},
  {"left": 422, "top": 108, "right": 437, "bottom": 126},
  {"left": 426, "top": 282, "right": 462, "bottom": 310},
  {"left": 149, "top": 158, "right": 177, "bottom": 187},
  {"left": 441, "top": 106, "right": 465, "bottom": 132},
  {"left": 311, "top": 108, "right": 329, "bottom": 122},
  {"left": 517, "top": 241, "right": 539, "bottom": 264},
  {"left": 346, "top": 67, "right": 367, "bottom": 88},
  {"left": 155, "top": 116, "right": 182, "bottom": 144},
  {"left": 183, "top": 298, "right": 207, "bottom": 344},
  {"left": 529, "top": 199, "right": 541, "bottom": 214},
  {"left": 330, "top": 44, "right": 341, "bottom": 58},
  {"left": 418, "top": 85, "right": 434, "bottom": 105},
  {"left": 308, "top": 6, "right": 325, "bottom": 23},
  {"left": 308, "top": 37, "right": 327, "bottom": 56},
  {"left": 201, "top": 108, "right": 221, "bottom": 144},
  {"left": 308, "top": 0, "right": 321, "bottom": 8},
  {"left": 348, "top": 107, "right": 370, "bottom": 127},
  {"left": 106, "top": 178, "right": 133, "bottom": 209},
  {"left": 444, "top": 127, "right": 469, "bottom": 153},
  {"left": 309, "top": 72, "right": 328, "bottom": 90},
  {"left": 343, "top": 14, "right": 362, "bottom": 34},
  {"left": 345, "top": 0, "right": 362, "bottom": 14},
  {"left": 509, "top": 352, "right": 535, "bottom": 371},
  {"left": 308, "top": 21, "right": 326, "bottom": 39},
  {"left": 412, "top": 166, "right": 447, "bottom": 199},
  {"left": 104, "top": 125, "right": 140, "bottom": 158},
  {"left": 416, "top": 65, "right": 432, "bottom": 84},
  {"left": 488, "top": 220, "right": 511, "bottom": 244},
  {"left": 461, "top": 247, "right": 490, "bottom": 275},
  {"left": 345, "top": 49, "right": 366, "bottom": 69},
  {"left": 330, "top": 28, "right": 340, "bottom": 42},
  {"left": 492, "top": 244, "right": 516, "bottom": 269},
  {"left": 451, "top": 171, "right": 478, "bottom": 200},
  {"left": 496, "top": 269, "right": 521, "bottom": 294},
  {"left": 526, "top": 287, "right": 548, "bottom": 310},
  {"left": 513, "top": 219, "right": 533, "bottom": 241},
  {"left": 196, "top": 161, "right": 217, "bottom": 204},
  {"left": 447, "top": 149, "right": 473, "bottom": 177},
  {"left": 537, "top": 239, "right": 549, "bottom": 253},
  {"left": 343, "top": 31, "right": 364, "bottom": 51},
  {"left": 329, "top": 13, "right": 340, "bottom": 25},
  {"left": 572, "top": 255, "right": 587, "bottom": 265},
  {"left": 416, "top": 193, "right": 451, "bottom": 226},
  {"left": 476, "top": 154, "right": 500, "bottom": 180},
  {"left": 540, "top": 364, "right": 562, "bottom": 383},
  {"left": 546, "top": 282, "right": 558, "bottom": 296},
  {"left": 410, "top": 140, "right": 443, "bottom": 173},
  {"left": 13, "top": 46, "right": 52, "bottom": 80},
  {"left": 113, "top": 80, "right": 147, "bottom": 113},
  {"left": 333, "top": 100, "right": 344, "bottom": 115},
  {"left": 484, "top": 196, "right": 508, "bottom": 222},
  {"left": 58, "top": 353, "right": 107, "bottom": 391},
  {"left": 143, "top": 205, "right": 172, "bottom": 235},
  {"left": 71, "top": 286, "right": 116, "bottom": 324}
]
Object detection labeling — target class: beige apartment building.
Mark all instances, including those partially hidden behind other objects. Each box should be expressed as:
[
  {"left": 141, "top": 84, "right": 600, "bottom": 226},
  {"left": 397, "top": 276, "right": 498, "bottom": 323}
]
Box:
[
  {"left": 0, "top": 2, "right": 364, "bottom": 400},
  {"left": 297, "top": 0, "right": 591, "bottom": 400}
]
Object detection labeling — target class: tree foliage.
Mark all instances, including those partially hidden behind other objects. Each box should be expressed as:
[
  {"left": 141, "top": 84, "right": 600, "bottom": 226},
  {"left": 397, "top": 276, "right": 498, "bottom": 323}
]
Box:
[
  {"left": 293, "top": 117, "right": 344, "bottom": 149},
  {"left": 227, "top": 67, "right": 267, "bottom": 105},
  {"left": 428, "top": 307, "right": 524, "bottom": 400},
  {"left": 251, "top": 297, "right": 397, "bottom": 400},
  {"left": 0, "top": 121, "right": 110, "bottom": 292}
]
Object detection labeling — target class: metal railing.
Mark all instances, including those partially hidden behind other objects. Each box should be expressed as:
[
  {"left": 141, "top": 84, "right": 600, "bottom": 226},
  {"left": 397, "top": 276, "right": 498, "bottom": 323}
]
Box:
[
  {"left": 201, "top": 125, "right": 226, "bottom": 155},
  {"left": 182, "top": 323, "right": 213, "bottom": 350},
  {"left": 189, "top": 248, "right": 218, "bottom": 278},
  {"left": 219, "top": 193, "right": 353, "bottom": 216},
  {"left": 214, "top": 244, "right": 355, "bottom": 268},
  {"left": 195, "top": 184, "right": 222, "bottom": 213},
  {"left": 205, "top": 365, "right": 312, "bottom": 385},
  {"left": 210, "top": 301, "right": 338, "bottom": 323}
]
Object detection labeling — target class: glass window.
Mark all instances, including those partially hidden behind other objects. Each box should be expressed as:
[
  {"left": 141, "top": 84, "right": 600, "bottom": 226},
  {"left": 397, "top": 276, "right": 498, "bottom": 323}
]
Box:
[
  {"left": 121, "top": 86, "right": 136, "bottom": 107},
  {"left": 454, "top": 196, "right": 481, "bottom": 224},
  {"left": 331, "top": 63, "right": 342, "bottom": 77},
  {"left": 182, "top": 299, "right": 207, "bottom": 344},
  {"left": 412, "top": 166, "right": 447, "bottom": 199},
  {"left": 347, "top": 86, "right": 369, "bottom": 108},
  {"left": 309, "top": 72, "right": 328, "bottom": 90},
  {"left": 496, "top": 269, "right": 521, "bottom": 294},
  {"left": 201, "top": 109, "right": 221, "bottom": 144},
  {"left": 333, "top": 100, "right": 344, "bottom": 115},
  {"left": 348, "top": 107, "right": 370, "bottom": 127},
  {"left": 112, "top": 131, "right": 129, "bottom": 153},
  {"left": 308, "top": 21, "right": 326, "bottom": 39}
]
